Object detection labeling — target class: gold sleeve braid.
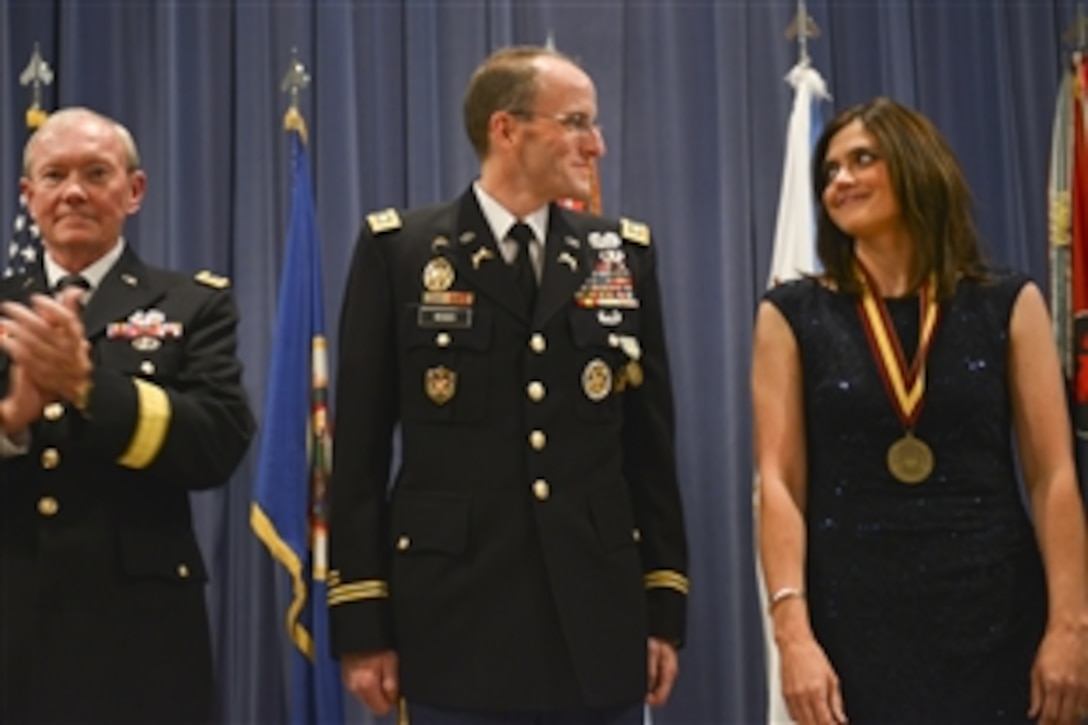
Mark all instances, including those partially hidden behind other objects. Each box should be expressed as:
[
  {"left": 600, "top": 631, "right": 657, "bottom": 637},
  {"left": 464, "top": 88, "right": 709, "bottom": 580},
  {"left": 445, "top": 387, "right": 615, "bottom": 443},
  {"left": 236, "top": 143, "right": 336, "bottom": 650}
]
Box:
[
  {"left": 117, "top": 378, "right": 171, "bottom": 469},
  {"left": 643, "top": 570, "right": 690, "bottom": 595},
  {"left": 327, "top": 579, "right": 389, "bottom": 607}
]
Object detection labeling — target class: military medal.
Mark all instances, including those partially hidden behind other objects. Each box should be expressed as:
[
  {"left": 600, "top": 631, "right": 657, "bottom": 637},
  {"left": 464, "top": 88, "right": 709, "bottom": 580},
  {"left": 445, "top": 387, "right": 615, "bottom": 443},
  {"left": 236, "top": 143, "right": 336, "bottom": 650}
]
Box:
[
  {"left": 856, "top": 263, "right": 941, "bottom": 485},
  {"left": 886, "top": 432, "right": 934, "bottom": 484}
]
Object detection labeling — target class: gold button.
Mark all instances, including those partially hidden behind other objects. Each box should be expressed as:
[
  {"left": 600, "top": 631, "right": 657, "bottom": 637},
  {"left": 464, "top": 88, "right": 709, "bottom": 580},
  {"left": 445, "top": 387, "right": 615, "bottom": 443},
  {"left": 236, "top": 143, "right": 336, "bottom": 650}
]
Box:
[
  {"left": 529, "top": 430, "right": 546, "bottom": 450},
  {"left": 43, "top": 403, "right": 64, "bottom": 421},
  {"left": 396, "top": 535, "right": 411, "bottom": 551},
  {"left": 529, "top": 333, "right": 546, "bottom": 353},
  {"left": 37, "top": 496, "right": 59, "bottom": 516},
  {"left": 41, "top": 448, "right": 60, "bottom": 469},
  {"left": 527, "top": 381, "right": 545, "bottom": 402},
  {"left": 435, "top": 332, "right": 451, "bottom": 348},
  {"left": 532, "top": 479, "right": 550, "bottom": 500},
  {"left": 140, "top": 360, "right": 156, "bottom": 375},
  {"left": 632, "top": 528, "right": 642, "bottom": 542},
  {"left": 177, "top": 564, "right": 190, "bottom": 578}
]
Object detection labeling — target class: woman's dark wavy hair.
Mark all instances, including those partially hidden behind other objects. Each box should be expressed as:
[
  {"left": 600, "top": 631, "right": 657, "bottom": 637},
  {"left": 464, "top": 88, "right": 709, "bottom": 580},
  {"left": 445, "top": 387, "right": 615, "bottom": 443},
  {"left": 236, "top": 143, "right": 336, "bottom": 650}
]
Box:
[{"left": 811, "top": 96, "right": 988, "bottom": 300}]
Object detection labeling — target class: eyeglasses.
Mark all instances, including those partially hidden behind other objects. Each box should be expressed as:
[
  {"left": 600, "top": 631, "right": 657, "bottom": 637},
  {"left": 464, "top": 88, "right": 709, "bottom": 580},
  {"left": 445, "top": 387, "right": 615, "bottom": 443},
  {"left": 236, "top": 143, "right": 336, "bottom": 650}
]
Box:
[{"left": 508, "top": 109, "right": 602, "bottom": 135}]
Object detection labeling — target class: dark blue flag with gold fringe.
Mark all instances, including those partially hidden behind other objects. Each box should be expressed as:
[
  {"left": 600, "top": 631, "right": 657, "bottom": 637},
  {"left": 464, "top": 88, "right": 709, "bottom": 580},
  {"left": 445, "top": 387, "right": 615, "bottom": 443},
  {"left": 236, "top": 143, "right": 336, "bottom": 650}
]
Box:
[{"left": 250, "top": 101, "right": 344, "bottom": 723}]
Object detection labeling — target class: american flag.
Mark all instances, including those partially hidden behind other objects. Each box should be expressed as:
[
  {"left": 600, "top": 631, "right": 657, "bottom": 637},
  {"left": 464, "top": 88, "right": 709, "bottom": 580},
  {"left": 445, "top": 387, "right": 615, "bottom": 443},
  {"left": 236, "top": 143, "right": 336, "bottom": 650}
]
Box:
[{"left": 4, "top": 192, "right": 41, "bottom": 278}]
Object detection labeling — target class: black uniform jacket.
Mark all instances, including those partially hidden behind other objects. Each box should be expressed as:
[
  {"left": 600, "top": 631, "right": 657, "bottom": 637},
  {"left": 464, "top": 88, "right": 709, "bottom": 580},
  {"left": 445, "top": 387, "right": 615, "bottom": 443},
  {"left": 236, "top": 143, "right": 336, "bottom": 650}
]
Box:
[
  {"left": 0, "top": 246, "right": 254, "bottom": 723},
  {"left": 328, "top": 189, "right": 689, "bottom": 713}
]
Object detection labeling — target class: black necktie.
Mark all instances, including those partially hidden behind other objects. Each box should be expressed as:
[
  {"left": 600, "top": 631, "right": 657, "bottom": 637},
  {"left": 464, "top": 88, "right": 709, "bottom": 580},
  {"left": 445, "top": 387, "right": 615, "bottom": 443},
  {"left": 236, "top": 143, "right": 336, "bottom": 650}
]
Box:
[
  {"left": 52, "top": 274, "right": 91, "bottom": 306},
  {"left": 53, "top": 274, "right": 90, "bottom": 292},
  {"left": 508, "top": 222, "right": 537, "bottom": 313}
]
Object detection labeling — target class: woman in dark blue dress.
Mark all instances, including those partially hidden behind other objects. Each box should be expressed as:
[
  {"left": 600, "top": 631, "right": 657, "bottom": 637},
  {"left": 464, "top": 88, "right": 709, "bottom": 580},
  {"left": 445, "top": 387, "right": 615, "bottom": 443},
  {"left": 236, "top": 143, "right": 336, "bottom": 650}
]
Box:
[{"left": 753, "top": 97, "right": 1088, "bottom": 724}]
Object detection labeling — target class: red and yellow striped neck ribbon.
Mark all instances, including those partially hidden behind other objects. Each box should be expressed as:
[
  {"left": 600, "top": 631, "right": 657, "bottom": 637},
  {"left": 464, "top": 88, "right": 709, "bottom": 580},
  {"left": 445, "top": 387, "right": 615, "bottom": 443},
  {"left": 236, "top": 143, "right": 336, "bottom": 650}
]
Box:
[{"left": 855, "top": 262, "right": 941, "bottom": 428}]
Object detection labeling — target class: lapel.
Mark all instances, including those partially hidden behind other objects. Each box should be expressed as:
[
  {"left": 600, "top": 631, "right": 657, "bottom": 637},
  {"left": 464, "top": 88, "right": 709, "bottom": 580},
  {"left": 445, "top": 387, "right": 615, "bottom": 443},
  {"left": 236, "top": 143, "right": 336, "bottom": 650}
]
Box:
[
  {"left": 82, "top": 247, "right": 166, "bottom": 340},
  {"left": 535, "top": 204, "right": 593, "bottom": 326},
  {"left": 442, "top": 192, "right": 596, "bottom": 326},
  {"left": 446, "top": 190, "right": 528, "bottom": 322}
]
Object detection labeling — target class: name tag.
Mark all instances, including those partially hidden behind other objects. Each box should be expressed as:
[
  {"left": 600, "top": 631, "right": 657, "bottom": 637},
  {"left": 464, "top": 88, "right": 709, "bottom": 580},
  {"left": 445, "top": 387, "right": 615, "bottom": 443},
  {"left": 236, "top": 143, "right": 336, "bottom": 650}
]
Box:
[{"left": 417, "top": 305, "right": 473, "bottom": 329}]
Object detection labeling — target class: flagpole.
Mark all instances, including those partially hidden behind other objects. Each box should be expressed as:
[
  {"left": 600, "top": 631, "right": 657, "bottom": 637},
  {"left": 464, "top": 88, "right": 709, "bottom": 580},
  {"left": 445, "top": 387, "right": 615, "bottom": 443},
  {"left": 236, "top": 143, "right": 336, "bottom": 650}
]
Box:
[
  {"left": 251, "top": 49, "right": 345, "bottom": 723},
  {"left": 760, "top": 6, "right": 829, "bottom": 723}
]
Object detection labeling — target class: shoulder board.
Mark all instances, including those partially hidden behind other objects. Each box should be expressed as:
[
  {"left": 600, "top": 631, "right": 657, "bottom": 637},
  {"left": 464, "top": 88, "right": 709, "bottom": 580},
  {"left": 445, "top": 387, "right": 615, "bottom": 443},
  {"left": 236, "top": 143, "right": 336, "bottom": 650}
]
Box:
[
  {"left": 620, "top": 217, "right": 651, "bottom": 246},
  {"left": 367, "top": 208, "right": 402, "bottom": 234},
  {"left": 194, "top": 270, "right": 230, "bottom": 289}
]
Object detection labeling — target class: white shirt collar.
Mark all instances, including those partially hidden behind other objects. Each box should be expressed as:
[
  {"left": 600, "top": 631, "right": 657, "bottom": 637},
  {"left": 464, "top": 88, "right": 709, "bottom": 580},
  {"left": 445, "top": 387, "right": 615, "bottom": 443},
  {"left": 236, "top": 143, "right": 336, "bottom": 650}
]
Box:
[
  {"left": 44, "top": 238, "right": 126, "bottom": 293},
  {"left": 472, "top": 182, "right": 549, "bottom": 246}
]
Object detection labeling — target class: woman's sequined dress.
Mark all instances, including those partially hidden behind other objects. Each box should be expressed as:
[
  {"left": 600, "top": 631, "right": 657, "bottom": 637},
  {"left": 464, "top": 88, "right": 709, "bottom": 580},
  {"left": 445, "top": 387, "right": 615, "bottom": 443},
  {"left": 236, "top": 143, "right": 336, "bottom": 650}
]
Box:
[{"left": 765, "top": 272, "right": 1045, "bottom": 722}]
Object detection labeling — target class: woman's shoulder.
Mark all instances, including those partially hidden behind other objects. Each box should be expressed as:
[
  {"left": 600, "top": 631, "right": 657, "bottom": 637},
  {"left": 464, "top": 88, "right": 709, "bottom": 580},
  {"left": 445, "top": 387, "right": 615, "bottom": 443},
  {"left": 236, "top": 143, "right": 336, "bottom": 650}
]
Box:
[
  {"left": 763, "top": 275, "right": 829, "bottom": 306},
  {"left": 959, "top": 267, "right": 1033, "bottom": 302},
  {"left": 955, "top": 268, "right": 1036, "bottom": 327}
]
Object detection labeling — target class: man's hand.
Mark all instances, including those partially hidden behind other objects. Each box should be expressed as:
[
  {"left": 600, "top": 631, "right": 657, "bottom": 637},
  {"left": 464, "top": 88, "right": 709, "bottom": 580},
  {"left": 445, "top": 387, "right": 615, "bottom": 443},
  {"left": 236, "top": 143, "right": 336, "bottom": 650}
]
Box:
[
  {"left": 341, "top": 650, "right": 399, "bottom": 716},
  {"left": 646, "top": 637, "right": 679, "bottom": 707},
  {"left": 0, "top": 290, "right": 92, "bottom": 405},
  {"left": 0, "top": 360, "right": 47, "bottom": 435}
]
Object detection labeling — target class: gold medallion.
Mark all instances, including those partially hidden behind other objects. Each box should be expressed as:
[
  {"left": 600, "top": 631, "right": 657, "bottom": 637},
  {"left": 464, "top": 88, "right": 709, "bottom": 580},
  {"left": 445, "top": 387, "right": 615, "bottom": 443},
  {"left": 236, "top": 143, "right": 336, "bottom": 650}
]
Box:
[
  {"left": 887, "top": 433, "right": 934, "bottom": 484},
  {"left": 424, "top": 365, "right": 457, "bottom": 405},
  {"left": 581, "top": 358, "right": 612, "bottom": 402},
  {"left": 422, "top": 257, "right": 455, "bottom": 292}
]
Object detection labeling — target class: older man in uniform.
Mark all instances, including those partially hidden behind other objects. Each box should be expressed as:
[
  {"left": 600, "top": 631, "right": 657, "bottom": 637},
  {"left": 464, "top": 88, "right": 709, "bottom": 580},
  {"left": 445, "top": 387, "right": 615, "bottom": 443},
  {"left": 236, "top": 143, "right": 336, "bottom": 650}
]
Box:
[
  {"left": 0, "top": 107, "right": 253, "bottom": 722},
  {"left": 328, "top": 46, "right": 689, "bottom": 724}
]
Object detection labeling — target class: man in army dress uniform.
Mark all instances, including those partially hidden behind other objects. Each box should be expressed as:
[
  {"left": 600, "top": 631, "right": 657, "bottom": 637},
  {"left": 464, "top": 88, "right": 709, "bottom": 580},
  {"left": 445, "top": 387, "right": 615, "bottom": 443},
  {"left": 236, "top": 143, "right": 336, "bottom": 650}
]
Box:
[
  {"left": 0, "top": 107, "right": 254, "bottom": 722},
  {"left": 328, "top": 46, "right": 689, "bottom": 723}
]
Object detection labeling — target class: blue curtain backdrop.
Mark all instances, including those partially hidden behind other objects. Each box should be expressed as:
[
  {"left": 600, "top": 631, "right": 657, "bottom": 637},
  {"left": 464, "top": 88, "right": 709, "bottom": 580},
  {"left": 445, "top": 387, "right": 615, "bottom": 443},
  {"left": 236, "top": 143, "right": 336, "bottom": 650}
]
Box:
[{"left": 0, "top": 1, "right": 1078, "bottom": 723}]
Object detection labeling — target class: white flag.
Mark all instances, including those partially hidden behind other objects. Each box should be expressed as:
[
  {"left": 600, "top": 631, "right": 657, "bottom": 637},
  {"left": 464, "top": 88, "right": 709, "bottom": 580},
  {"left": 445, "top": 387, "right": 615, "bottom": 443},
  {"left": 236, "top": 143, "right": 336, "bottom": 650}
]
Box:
[
  {"left": 759, "top": 59, "right": 829, "bottom": 725},
  {"left": 767, "top": 62, "right": 829, "bottom": 287}
]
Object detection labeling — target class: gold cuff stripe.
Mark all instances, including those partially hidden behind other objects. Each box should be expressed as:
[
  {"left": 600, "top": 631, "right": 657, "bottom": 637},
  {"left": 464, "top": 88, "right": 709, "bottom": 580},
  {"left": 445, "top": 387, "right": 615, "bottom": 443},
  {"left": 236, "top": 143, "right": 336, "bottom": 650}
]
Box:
[
  {"left": 118, "top": 378, "right": 171, "bottom": 469},
  {"left": 644, "top": 570, "right": 690, "bottom": 595},
  {"left": 328, "top": 580, "right": 389, "bottom": 606}
]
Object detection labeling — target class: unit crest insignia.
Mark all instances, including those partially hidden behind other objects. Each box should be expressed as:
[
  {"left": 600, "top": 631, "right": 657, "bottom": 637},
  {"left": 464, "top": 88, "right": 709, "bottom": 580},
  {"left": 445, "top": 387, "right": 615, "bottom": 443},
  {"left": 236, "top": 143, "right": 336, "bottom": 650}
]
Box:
[{"left": 425, "top": 365, "right": 457, "bottom": 405}]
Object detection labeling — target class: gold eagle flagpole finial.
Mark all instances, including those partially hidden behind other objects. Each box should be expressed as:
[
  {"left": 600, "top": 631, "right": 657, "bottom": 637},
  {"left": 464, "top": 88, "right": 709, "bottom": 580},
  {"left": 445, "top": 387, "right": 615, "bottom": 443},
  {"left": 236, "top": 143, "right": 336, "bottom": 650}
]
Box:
[
  {"left": 20, "top": 42, "right": 53, "bottom": 129},
  {"left": 281, "top": 47, "right": 311, "bottom": 143}
]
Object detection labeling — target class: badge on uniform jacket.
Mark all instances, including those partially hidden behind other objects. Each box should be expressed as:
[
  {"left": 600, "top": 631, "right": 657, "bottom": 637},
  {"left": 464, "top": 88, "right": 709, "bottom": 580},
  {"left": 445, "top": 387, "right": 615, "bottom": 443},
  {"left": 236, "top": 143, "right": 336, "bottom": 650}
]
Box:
[
  {"left": 425, "top": 365, "right": 457, "bottom": 405},
  {"left": 582, "top": 358, "right": 612, "bottom": 402},
  {"left": 107, "top": 309, "right": 183, "bottom": 351},
  {"left": 423, "top": 257, "right": 455, "bottom": 292}
]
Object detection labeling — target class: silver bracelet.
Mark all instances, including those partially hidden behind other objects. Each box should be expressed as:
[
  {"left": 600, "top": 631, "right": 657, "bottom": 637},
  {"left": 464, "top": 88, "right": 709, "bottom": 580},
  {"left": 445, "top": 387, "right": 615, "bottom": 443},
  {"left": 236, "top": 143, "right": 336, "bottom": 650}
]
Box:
[{"left": 768, "top": 586, "right": 806, "bottom": 612}]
